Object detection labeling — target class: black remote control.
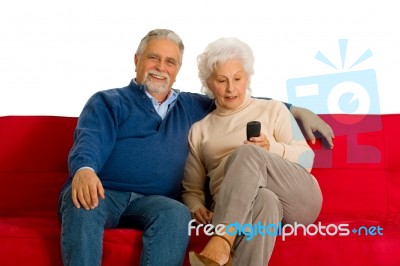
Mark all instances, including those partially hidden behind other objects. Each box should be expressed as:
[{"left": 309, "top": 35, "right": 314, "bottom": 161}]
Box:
[{"left": 246, "top": 121, "right": 261, "bottom": 140}]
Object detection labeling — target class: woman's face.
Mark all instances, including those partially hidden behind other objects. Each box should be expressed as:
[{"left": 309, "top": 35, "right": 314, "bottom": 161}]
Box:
[{"left": 207, "top": 60, "right": 249, "bottom": 110}]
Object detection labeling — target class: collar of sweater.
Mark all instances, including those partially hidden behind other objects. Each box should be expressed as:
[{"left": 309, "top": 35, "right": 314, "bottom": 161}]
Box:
[{"left": 214, "top": 94, "right": 252, "bottom": 116}]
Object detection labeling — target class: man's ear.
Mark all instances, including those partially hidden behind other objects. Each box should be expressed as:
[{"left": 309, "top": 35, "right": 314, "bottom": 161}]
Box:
[{"left": 134, "top": 54, "right": 139, "bottom": 70}]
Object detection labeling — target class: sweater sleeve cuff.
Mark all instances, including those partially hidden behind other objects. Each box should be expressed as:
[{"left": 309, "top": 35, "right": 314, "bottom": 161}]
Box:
[{"left": 74, "top": 166, "right": 96, "bottom": 176}]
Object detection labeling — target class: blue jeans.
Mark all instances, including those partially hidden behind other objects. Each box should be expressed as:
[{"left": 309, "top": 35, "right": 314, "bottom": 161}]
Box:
[{"left": 58, "top": 185, "right": 191, "bottom": 266}]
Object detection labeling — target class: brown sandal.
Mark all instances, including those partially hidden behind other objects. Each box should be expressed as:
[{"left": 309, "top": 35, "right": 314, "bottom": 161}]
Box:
[{"left": 189, "top": 234, "right": 233, "bottom": 266}]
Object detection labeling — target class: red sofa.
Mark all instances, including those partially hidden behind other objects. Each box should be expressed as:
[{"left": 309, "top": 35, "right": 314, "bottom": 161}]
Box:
[{"left": 0, "top": 114, "right": 399, "bottom": 266}]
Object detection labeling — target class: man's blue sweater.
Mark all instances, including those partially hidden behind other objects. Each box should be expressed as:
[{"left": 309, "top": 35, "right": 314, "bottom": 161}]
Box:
[{"left": 66, "top": 80, "right": 214, "bottom": 199}]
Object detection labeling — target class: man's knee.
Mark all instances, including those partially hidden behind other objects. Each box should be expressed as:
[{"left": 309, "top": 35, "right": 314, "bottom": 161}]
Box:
[
  {"left": 160, "top": 199, "right": 191, "bottom": 225},
  {"left": 59, "top": 185, "right": 108, "bottom": 227}
]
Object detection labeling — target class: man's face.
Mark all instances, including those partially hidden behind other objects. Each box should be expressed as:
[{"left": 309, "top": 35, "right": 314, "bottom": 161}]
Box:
[{"left": 135, "top": 38, "right": 181, "bottom": 94}]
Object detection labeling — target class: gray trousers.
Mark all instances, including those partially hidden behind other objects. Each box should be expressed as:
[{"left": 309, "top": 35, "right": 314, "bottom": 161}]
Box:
[{"left": 212, "top": 145, "right": 323, "bottom": 266}]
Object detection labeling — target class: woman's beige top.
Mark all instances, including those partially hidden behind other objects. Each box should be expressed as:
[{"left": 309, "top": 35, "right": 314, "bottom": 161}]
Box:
[{"left": 182, "top": 95, "right": 314, "bottom": 212}]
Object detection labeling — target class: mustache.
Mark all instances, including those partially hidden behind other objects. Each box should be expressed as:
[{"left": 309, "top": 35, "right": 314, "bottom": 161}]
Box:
[{"left": 147, "top": 70, "right": 169, "bottom": 80}]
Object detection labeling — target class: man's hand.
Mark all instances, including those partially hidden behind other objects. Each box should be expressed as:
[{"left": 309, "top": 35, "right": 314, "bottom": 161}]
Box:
[
  {"left": 71, "top": 168, "right": 105, "bottom": 210},
  {"left": 291, "top": 106, "right": 335, "bottom": 149}
]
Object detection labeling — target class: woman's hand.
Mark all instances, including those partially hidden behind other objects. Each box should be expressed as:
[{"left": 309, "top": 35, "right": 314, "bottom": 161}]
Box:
[
  {"left": 244, "top": 133, "right": 270, "bottom": 150},
  {"left": 192, "top": 207, "right": 214, "bottom": 224}
]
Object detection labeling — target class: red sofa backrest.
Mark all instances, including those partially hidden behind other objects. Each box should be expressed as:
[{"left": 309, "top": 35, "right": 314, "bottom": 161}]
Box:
[
  {"left": 0, "top": 116, "right": 77, "bottom": 216},
  {"left": 0, "top": 115, "right": 399, "bottom": 218},
  {"left": 312, "top": 114, "right": 400, "bottom": 218}
]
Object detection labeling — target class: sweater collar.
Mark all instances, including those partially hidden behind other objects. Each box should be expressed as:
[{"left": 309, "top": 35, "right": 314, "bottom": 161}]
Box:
[{"left": 214, "top": 94, "right": 252, "bottom": 116}]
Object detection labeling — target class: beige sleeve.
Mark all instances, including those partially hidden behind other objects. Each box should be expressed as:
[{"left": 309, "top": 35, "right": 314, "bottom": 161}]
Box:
[
  {"left": 181, "top": 124, "right": 208, "bottom": 212},
  {"left": 268, "top": 102, "right": 314, "bottom": 172}
]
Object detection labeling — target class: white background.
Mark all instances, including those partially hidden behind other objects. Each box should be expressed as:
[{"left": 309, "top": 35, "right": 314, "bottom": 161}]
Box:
[{"left": 0, "top": 0, "right": 398, "bottom": 116}]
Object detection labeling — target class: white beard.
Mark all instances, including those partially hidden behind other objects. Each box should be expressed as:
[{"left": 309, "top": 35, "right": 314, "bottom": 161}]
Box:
[{"left": 143, "top": 71, "right": 170, "bottom": 94}]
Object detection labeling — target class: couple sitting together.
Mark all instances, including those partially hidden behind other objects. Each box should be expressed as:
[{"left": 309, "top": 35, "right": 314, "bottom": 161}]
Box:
[{"left": 59, "top": 28, "right": 329, "bottom": 266}]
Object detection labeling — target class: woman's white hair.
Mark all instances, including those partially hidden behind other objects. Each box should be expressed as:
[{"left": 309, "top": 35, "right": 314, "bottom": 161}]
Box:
[{"left": 197, "top": 37, "right": 254, "bottom": 98}]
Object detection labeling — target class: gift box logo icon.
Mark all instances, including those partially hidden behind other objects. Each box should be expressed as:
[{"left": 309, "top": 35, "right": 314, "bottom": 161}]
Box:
[{"left": 286, "top": 39, "right": 382, "bottom": 167}]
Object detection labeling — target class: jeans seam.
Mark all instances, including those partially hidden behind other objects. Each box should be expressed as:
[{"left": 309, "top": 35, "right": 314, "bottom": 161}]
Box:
[{"left": 145, "top": 224, "right": 153, "bottom": 266}]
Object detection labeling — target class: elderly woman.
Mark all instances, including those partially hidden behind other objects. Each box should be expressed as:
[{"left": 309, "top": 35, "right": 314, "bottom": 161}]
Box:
[{"left": 182, "top": 37, "right": 323, "bottom": 266}]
